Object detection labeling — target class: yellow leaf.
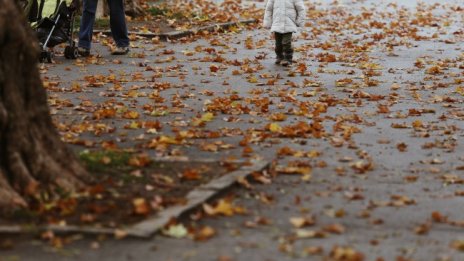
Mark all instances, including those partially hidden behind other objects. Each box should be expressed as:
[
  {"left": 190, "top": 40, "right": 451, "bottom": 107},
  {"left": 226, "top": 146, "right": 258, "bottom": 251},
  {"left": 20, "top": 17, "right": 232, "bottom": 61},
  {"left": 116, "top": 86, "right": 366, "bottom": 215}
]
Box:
[
  {"left": 412, "top": 120, "right": 423, "bottom": 129},
  {"left": 248, "top": 76, "right": 258, "bottom": 83},
  {"left": 201, "top": 112, "right": 214, "bottom": 122},
  {"left": 269, "top": 123, "right": 282, "bottom": 133},
  {"left": 128, "top": 121, "right": 140, "bottom": 129},
  {"left": 359, "top": 62, "right": 383, "bottom": 70},
  {"left": 192, "top": 112, "right": 215, "bottom": 126},
  {"left": 203, "top": 199, "right": 235, "bottom": 216},
  {"left": 456, "top": 86, "right": 464, "bottom": 96},
  {"left": 159, "top": 135, "right": 179, "bottom": 144}
]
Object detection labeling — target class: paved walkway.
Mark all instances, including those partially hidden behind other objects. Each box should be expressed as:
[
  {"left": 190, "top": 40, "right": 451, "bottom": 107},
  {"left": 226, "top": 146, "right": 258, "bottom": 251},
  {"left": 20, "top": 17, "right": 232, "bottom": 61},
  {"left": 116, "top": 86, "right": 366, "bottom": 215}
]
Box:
[{"left": 2, "top": 0, "right": 464, "bottom": 260}]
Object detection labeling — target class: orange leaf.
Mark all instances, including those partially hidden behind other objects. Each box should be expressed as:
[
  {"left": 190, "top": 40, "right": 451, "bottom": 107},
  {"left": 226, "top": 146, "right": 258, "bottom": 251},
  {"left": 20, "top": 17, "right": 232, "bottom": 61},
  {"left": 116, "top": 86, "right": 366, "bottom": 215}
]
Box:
[{"left": 133, "top": 198, "right": 150, "bottom": 215}]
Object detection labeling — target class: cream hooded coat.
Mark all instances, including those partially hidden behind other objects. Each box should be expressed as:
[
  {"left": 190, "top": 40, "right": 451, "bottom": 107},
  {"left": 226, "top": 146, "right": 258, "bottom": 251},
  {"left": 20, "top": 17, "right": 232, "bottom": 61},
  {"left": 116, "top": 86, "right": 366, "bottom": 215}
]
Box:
[{"left": 263, "top": 0, "right": 306, "bottom": 33}]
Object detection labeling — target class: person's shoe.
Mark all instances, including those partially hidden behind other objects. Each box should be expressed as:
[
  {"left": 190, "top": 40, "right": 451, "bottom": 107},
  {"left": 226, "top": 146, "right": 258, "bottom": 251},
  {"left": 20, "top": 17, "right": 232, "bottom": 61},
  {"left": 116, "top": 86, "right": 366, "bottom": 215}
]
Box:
[
  {"left": 77, "top": 47, "right": 90, "bottom": 57},
  {"left": 275, "top": 58, "right": 283, "bottom": 65},
  {"left": 111, "top": 46, "right": 130, "bottom": 55},
  {"left": 280, "top": 60, "right": 292, "bottom": 67}
]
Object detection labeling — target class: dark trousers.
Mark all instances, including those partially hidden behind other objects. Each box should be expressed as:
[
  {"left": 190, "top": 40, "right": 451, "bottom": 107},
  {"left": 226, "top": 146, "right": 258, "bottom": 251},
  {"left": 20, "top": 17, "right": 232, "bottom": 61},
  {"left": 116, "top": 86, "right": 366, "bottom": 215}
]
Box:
[
  {"left": 275, "top": 32, "right": 293, "bottom": 61},
  {"left": 78, "top": 0, "right": 130, "bottom": 49}
]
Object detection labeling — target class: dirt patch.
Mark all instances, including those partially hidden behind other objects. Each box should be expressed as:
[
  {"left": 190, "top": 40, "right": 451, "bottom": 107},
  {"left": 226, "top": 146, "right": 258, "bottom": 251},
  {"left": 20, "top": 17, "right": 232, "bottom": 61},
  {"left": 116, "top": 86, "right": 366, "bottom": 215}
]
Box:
[{"left": 0, "top": 151, "right": 241, "bottom": 229}]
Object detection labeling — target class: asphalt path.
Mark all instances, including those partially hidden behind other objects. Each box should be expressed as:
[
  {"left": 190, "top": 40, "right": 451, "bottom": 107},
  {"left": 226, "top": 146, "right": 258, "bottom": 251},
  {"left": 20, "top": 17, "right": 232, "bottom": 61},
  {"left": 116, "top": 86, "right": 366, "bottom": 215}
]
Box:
[{"left": 2, "top": 0, "right": 464, "bottom": 260}]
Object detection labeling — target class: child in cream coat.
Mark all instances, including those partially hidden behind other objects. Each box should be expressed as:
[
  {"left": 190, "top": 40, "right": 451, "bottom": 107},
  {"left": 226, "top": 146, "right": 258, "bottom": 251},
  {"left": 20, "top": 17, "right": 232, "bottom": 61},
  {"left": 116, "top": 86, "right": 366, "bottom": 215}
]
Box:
[{"left": 263, "top": 0, "right": 306, "bottom": 66}]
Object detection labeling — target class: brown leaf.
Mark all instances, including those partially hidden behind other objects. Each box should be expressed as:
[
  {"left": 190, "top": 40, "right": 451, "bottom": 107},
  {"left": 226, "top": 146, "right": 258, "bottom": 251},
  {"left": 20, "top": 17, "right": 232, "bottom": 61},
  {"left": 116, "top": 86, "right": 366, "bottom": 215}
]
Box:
[
  {"left": 182, "top": 169, "right": 201, "bottom": 180},
  {"left": 194, "top": 226, "right": 216, "bottom": 241},
  {"left": 329, "top": 246, "right": 365, "bottom": 261},
  {"left": 323, "top": 224, "right": 346, "bottom": 234},
  {"left": 396, "top": 142, "right": 408, "bottom": 152}
]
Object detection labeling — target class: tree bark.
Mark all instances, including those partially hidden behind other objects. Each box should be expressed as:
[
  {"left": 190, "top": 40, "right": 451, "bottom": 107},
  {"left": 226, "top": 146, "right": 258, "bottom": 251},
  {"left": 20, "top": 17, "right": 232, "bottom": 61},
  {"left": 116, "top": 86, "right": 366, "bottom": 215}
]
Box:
[
  {"left": 0, "top": 0, "right": 89, "bottom": 212},
  {"left": 96, "top": 0, "right": 145, "bottom": 19},
  {"left": 124, "top": 0, "right": 145, "bottom": 18}
]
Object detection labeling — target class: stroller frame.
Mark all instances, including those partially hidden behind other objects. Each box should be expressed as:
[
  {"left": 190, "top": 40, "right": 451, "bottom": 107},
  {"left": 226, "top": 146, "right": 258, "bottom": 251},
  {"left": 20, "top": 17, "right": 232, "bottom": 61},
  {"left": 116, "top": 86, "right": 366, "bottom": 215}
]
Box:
[{"left": 34, "top": 0, "right": 80, "bottom": 63}]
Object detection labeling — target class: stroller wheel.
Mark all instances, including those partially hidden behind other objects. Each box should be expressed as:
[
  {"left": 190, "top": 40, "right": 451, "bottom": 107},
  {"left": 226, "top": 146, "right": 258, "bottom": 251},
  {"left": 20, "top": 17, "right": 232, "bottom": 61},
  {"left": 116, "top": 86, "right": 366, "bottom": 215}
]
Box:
[
  {"left": 64, "top": 46, "right": 72, "bottom": 59},
  {"left": 72, "top": 47, "right": 79, "bottom": 59},
  {"left": 64, "top": 46, "right": 78, "bottom": 59},
  {"left": 39, "top": 50, "right": 48, "bottom": 63}
]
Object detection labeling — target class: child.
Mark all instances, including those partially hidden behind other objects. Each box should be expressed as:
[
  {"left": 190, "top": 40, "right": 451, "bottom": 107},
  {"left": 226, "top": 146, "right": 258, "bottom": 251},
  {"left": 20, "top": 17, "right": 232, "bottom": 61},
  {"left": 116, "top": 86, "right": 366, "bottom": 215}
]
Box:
[{"left": 263, "top": 0, "right": 306, "bottom": 66}]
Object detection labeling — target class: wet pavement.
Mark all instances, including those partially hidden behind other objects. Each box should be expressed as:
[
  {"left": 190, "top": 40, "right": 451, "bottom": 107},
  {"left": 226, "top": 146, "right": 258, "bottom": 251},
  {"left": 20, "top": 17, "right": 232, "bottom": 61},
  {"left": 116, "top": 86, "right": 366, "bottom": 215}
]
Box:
[{"left": 2, "top": 0, "right": 464, "bottom": 260}]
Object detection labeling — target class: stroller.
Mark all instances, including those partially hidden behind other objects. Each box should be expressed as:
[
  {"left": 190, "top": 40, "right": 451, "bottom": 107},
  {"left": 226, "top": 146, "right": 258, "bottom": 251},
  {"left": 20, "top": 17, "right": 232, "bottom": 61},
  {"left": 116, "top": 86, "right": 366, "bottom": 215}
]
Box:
[{"left": 23, "top": 0, "right": 80, "bottom": 62}]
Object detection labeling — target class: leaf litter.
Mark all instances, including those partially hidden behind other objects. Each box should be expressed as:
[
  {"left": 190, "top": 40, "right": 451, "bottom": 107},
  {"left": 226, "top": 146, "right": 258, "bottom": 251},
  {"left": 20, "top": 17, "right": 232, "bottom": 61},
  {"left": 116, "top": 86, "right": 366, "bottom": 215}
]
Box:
[{"left": 12, "top": 0, "right": 464, "bottom": 259}]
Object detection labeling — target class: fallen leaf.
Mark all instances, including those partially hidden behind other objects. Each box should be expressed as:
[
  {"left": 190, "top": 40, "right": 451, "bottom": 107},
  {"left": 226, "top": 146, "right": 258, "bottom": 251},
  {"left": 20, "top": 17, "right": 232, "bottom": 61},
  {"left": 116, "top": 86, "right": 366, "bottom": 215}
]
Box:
[
  {"left": 290, "top": 216, "right": 316, "bottom": 228},
  {"left": 133, "top": 198, "right": 150, "bottom": 215},
  {"left": 162, "top": 224, "right": 188, "bottom": 238}
]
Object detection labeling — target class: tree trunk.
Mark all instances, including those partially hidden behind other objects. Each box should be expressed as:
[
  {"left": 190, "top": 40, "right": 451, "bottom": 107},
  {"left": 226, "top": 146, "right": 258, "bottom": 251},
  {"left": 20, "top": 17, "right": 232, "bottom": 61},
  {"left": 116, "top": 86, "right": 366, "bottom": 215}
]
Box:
[
  {"left": 124, "top": 0, "right": 145, "bottom": 18},
  {"left": 96, "top": 0, "right": 145, "bottom": 19},
  {"left": 0, "top": 0, "right": 89, "bottom": 211},
  {"left": 96, "top": 0, "right": 107, "bottom": 19}
]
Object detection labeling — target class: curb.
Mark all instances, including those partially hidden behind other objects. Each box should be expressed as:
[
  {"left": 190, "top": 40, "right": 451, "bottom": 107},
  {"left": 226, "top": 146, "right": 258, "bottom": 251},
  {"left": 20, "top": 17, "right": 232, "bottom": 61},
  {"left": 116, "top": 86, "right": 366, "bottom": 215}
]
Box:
[
  {"left": 0, "top": 160, "right": 269, "bottom": 239},
  {"left": 94, "top": 19, "right": 257, "bottom": 41}
]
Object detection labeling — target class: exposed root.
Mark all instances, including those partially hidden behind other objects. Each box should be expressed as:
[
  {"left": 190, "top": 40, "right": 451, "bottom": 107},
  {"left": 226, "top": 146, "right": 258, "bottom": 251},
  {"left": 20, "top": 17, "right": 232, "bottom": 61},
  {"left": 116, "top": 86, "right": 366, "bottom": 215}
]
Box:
[
  {"left": 0, "top": 168, "right": 27, "bottom": 211},
  {"left": 8, "top": 152, "right": 40, "bottom": 195}
]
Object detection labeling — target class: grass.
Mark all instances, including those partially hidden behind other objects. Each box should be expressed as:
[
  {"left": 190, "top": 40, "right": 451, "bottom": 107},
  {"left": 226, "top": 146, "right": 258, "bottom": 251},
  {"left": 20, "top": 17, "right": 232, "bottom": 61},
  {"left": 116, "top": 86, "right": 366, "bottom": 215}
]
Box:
[
  {"left": 148, "top": 6, "right": 193, "bottom": 20},
  {"left": 148, "top": 6, "right": 168, "bottom": 16},
  {"left": 78, "top": 150, "right": 156, "bottom": 183},
  {"left": 94, "top": 18, "right": 110, "bottom": 29},
  {"left": 79, "top": 149, "right": 133, "bottom": 172},
  {"left": 73, "top": 16, "right": 110, "bottom": 31}
]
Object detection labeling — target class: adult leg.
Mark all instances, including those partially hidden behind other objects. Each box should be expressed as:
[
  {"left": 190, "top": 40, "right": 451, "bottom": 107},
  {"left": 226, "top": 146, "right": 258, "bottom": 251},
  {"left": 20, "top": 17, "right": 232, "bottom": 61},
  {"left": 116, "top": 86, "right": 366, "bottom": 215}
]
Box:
[
  {"left": 275, "top": 32, "right": 284, "bottom": 64},
  {"left": 78, "top": 0, "right": 98, "bottom": 50},
  {"left": 107, "top": 0, "right": 129, "bottom": 48}
]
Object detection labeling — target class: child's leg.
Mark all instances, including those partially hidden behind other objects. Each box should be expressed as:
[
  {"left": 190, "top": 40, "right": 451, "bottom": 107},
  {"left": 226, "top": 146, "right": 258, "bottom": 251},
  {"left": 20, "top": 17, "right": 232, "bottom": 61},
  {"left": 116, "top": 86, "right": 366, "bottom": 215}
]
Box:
[
  {"left": 275, "top": 32, "right": 284, "bottom": 63},
  {"left": 282, "top": 33, "right": 293, "bottom": 62}
]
